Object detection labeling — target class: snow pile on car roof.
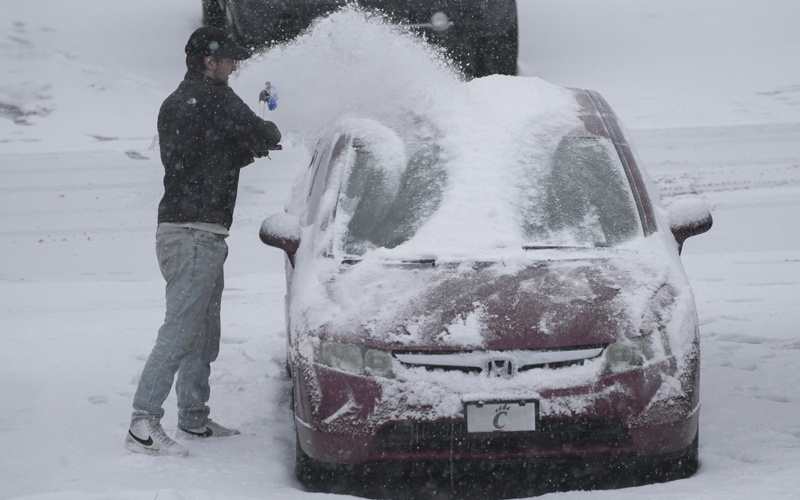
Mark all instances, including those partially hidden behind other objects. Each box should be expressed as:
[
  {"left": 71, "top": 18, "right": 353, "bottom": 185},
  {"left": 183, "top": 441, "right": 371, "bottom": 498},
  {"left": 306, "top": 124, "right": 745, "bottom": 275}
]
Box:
[{"left": 374, "top": 76, "right": 583, "bottom": 260}]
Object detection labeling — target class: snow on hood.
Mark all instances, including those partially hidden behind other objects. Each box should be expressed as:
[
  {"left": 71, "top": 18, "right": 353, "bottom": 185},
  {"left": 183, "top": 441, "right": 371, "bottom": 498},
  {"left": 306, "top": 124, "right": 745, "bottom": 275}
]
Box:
[
  {"left": 306, "top": 236, "right": 699, "bottom": 346},
  {"left": 321, "top": 252, "right": 661, "bottom": 350}
]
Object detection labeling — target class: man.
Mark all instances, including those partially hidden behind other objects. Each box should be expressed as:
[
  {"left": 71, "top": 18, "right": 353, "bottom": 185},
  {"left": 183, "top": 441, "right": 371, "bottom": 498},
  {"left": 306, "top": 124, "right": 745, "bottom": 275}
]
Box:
[{"left": 124, "top": 27, "right": 281, "bottom": 457}]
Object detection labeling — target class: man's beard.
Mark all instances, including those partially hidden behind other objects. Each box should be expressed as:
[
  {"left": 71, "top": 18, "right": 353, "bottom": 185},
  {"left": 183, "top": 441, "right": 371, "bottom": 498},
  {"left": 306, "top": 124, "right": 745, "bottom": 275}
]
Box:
[{"left": 212, "top": 69, "right": 229, "bottom": 86}]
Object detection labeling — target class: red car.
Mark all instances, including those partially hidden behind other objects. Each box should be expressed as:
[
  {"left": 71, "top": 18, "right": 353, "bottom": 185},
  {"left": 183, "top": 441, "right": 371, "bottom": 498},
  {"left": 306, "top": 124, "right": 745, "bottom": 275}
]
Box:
[{"left": 260, "top": 77, "right": 711, "bottom": 496}]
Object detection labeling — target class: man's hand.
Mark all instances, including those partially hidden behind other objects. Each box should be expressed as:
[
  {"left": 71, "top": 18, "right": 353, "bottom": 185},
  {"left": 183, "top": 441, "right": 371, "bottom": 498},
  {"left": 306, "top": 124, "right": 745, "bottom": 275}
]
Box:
[{"left": 254, "top": 145, "right": 281, "bottom": 158}]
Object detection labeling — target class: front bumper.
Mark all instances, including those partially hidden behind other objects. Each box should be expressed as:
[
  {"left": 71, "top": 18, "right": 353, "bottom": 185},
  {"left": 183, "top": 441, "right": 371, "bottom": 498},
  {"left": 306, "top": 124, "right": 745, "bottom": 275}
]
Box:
[{"left": 294, "top": 355, "right": 700, "bottom": 465}]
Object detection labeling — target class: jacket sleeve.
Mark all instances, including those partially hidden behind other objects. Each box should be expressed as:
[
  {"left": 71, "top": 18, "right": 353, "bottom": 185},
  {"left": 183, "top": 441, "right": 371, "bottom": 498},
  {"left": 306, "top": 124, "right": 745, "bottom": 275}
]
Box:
[{"left": 218, "top": 87, "right": 282, "bottom": 155}]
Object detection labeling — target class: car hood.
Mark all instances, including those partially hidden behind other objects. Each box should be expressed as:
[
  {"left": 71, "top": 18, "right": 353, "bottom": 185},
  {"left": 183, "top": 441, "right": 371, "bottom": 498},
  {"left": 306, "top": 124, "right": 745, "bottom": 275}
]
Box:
[{"left": 309, "top": 255, "right": 667, "bottom": 351}]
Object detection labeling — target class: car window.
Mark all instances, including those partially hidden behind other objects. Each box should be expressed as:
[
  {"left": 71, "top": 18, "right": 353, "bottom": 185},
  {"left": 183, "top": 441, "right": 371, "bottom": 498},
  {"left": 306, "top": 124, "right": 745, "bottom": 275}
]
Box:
[
  {"left": 338, "top": 138, "right": 447, "bottom": 256},
  {"left": 306, "top": 134, "right": 347, "bottom": 226},
  {"left": 519, "top": 136, "right": 641, "bottom": 247}
]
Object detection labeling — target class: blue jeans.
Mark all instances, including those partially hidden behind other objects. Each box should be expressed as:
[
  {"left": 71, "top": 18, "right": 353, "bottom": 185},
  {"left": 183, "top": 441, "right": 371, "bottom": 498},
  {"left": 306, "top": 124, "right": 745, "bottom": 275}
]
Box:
[{"left": 131, "top": 226, "right": 228, "bottom": 429}]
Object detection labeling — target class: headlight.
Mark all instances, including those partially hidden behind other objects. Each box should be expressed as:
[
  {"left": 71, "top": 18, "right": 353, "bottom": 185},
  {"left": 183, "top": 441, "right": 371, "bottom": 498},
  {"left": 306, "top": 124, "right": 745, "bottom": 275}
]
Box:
[
  {"left": 604, "top": 285, "right": 675, "bottom": 374},
  {"left": 364, "top": 349, "right": 394, "bottom": 377},
  {"left": 316, "top": 340, "right": 395, "bottom": 378},
  {"left": 319, "top": 342, "right": 363, "bottom": 373},
  {"left": 604, "top": 336, "right": 654, "bottom": 374}
]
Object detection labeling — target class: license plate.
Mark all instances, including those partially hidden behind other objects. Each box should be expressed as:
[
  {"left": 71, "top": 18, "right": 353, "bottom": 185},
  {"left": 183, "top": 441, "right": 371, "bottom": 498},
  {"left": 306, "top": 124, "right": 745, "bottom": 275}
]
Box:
[{"left": 465, "top": 400, "right": 539, "bottom": 433}]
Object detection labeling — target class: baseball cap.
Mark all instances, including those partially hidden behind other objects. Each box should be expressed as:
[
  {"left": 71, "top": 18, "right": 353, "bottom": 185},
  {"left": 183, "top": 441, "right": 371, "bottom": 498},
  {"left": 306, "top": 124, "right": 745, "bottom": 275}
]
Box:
[{"left": 185, "top": 27, "right": 252, "bottom": 61}]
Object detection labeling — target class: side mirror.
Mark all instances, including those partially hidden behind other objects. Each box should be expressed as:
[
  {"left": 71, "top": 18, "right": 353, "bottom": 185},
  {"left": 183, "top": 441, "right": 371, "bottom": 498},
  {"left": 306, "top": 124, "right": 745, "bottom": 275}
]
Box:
[
  {"left": 259, "top": 212, "right": 301, "bottom": 266},
  {"left": 667, "top": 199, "right": 713, "bottom": 254}
]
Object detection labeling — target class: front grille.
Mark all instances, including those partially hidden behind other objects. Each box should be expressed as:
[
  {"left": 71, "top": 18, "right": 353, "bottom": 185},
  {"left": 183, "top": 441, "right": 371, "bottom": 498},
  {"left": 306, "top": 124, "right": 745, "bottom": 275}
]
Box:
[
  {"left": 394, "top": 346, "right": 606, "bottom": 376},
  {"left": 374, "top": 418, "right": 630, "bottom": 453}
]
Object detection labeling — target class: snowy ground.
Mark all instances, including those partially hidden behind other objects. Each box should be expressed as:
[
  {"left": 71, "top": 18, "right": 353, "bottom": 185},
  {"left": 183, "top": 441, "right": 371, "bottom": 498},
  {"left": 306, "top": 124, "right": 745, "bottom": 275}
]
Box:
[{"left": 2, "top": 0, "right": 800, "bottom": 499}]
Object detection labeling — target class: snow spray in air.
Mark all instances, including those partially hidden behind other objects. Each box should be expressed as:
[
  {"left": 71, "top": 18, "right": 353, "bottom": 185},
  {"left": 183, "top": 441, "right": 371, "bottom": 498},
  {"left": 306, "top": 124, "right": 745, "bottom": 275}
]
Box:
[{"left": 234, "top": 5, "right": 464, "bottom": 149}]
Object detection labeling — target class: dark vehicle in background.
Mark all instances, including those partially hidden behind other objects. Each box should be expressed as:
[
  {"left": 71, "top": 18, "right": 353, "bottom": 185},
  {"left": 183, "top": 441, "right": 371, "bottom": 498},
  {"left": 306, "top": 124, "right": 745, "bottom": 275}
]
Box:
[
  {"left": 202, "top": 0, "right": 518, "bottom": 78},
  {"left": 260, "top": 77, "right": 712, "bottom": 497}
]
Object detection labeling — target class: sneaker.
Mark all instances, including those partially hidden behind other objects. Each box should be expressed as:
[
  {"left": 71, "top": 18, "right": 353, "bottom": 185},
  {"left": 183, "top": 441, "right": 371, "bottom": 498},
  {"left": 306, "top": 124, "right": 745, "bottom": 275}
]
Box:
[
  {"left": 177, "top": 419, "right": 241, "bottom": 439},
  {"left": 124, "top": 418, "right": 188, "bottom": 457}
]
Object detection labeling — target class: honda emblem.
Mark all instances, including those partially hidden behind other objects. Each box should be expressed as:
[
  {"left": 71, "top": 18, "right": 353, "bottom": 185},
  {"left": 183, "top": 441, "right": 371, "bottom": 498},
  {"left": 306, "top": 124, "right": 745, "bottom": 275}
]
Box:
[{"left": 487, "top": 359, "right": 514, "bottom": 378}]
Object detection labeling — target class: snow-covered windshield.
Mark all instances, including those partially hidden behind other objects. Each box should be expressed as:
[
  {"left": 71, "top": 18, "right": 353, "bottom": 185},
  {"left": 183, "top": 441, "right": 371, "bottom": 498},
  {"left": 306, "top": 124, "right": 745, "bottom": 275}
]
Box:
[
  {"left": 329, "top": 80, "right": 644, "bottom": 260},
  {"left": 519, "top": 136, "right": 641, "bottom": 247},
  {"left": 335, "top": 132, "right": 641, "bottom": 257},
  {"left": 340, "top": 137, "right": 447, "bottom": 256}
]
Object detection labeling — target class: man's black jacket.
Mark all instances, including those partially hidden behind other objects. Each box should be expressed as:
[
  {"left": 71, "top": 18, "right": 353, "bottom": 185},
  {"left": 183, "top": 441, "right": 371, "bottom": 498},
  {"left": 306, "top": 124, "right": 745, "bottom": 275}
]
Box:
[{"left": 157, "top": 71, "right": 281, "bottom": 230}]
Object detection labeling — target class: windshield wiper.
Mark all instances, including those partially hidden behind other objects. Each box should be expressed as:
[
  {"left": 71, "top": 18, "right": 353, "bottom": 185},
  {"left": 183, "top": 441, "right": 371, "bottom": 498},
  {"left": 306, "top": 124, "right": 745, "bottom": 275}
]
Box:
[
  {"left": 522, "top": 244, "right": 607, "bottom": 250},
  {"left": 401, "top": 259, "right": 436, "bottom": 266},
  {"left": 340, "top": 258, "right": 436, "bottom": 266}
]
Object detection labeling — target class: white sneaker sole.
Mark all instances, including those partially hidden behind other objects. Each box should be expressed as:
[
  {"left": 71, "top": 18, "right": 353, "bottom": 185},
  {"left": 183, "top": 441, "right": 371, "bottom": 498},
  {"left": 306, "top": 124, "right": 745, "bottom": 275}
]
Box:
[
  {"left": 124, "top": 432, "right": 188, "bottom": 457},
  {"left": 176, "top": 426, "right": 240, "bottom": 440}
]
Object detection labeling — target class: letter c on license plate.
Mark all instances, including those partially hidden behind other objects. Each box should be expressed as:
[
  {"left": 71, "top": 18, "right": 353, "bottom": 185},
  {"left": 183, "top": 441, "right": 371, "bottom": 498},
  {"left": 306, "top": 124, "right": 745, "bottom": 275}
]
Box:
[{"left": 465, "top": 400, "right": 539, "bottom": 433}]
